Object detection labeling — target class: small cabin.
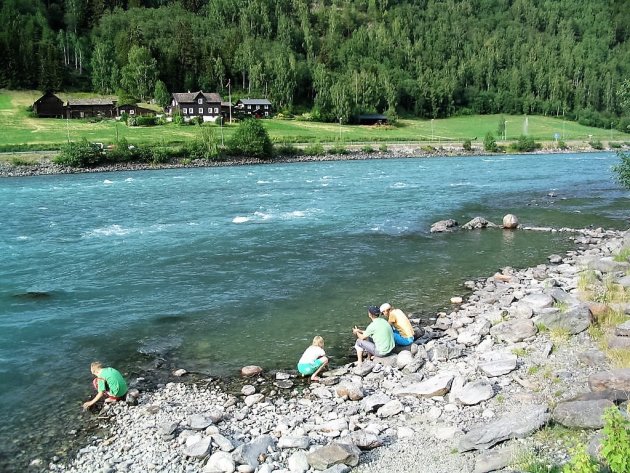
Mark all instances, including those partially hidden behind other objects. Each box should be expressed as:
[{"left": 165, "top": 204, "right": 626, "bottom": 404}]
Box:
[
  {"left": 116, "top": 104, "right": 155, "bottom": 117},
  {"left": 235, "top": 99, "right": 273, "bottom": 118},
  {"left": 33, "top": 92, "right": 65, "bottom": 118}
]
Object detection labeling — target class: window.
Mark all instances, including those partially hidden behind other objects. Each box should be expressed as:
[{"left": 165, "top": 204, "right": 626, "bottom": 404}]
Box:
[
  {"left": 214, "top": 107, "right": 219, "bottom": 113},
  {"left": 264, "top": 105, "right": 268, "bottom": 109},
  {"left": 198, "top": 98, "right": 203, "bottom": 104},
  {"left": 129, "top": 109, "right": 135, "bottom": 115},
  {"left": 208, "top": 108, "right": 211, "bottom": 114},
  {"left": 247, "top": 105, "right": 251, "bottom": 109},
  {"left": 265, "top": 112, "right": 269, "bottom": 116},
  {"left": 199, "top": 108, "right": 203, "bottom": 114},
  {"left": 182, "top": 108, "right": 187, "bottom": 114}
]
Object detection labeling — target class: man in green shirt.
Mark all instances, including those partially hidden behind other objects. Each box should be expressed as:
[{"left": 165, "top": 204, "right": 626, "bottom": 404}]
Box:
[
  {"left": 82, "top": 361, "right": 128, "bottom": 410},
  {"left": 352, "top": 306, "right": 395, "bottom": 366}
]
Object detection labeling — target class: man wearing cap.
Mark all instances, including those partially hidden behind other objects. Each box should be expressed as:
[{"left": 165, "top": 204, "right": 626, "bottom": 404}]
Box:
[
  {"left": 380, "top": 303, "right": 415, "bottom": 346},
  {"left": 352, "top": 306, "right": 394, "bottom": 365}
]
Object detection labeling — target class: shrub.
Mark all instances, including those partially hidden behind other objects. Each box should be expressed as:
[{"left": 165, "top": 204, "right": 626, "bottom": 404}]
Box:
[
  {"left": 189, "top": 116, "right": 203, "bottom": 126},
  {"left": 11, "top": 157, "right": 32, "bottom": 166},
  {"left": 186, "top": 127, "right": 221, "bottom": 160},
  {"left": 227, "top": 119, "right": 273, "bottom": 158},
  {"left": 173, "top": 111, "right": 185, "bottom": 125},
  {"left": 557, "top": 140, "right": 568, "bottom": 150},
  {"left": 135, "top": 116, "right": 157, "bottom": 126},
  {"left": 463, "top": 139, "right": 472, "bottom": 151},
  {"left": 601, "top": 407, "right": 630, "bottom": 473},
  {"left": 53, "top": 139, "right": 103, "bottom": 167},
  {"left": 612, "top": 151, "right": 630, "bottom": 190},
  {"left": 107, "top": 138, "right": 134, "bottom": 162},
  {"left": 561, "top": 444, "right": 598, "bottom": 473},
  {"left": 510, "top": 135, "right": 542, "bottom": 152},
  {"left": 151, "top": 147, "right": 170, "bottom": 164},
  {"left": 589, "top": 139, "right": 604, "bottom": 150},
  {"left": 484, "top": 132, "right": 499, "bottom": 152},
  {"left": 609, "top": 142, "right": 622, "bottom": 149},
  {"left": 329, "top": 144, "right": 349, "bottom": 155},
  {"left": 361, "top": 145, "right": 375, "bottom": 153},
  {"left": 303, "top": 142, "right": 325, "bottom": 156},
  {"left": 275, "top": 143, "right": 299, "bottom": 156},
  {"left": 379, "top": 143, "right": 388, "bottom": 152}
]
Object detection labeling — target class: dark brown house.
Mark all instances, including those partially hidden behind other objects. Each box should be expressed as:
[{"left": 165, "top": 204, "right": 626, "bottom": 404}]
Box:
[
  {"left": 33, "top": 92, "right": 65, "bottom": 118},
  {"left": 168, "top": 91, "right": 223, "bottom": 122},
  {"left": 235, "top": 99, "right": 273, "bottom": 118},
  {"left": 66, "top": 98, "right": 116, "bottom": 119},
  {"left": 357, "top": 114, "right": 388, "bottom": 125}
]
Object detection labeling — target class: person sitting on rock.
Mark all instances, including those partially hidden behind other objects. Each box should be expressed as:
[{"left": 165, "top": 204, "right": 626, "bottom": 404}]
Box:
[
  {"left": 352, "top": 306, "right": 394, "bottom": 365},
  {"left": 297, "top": 336, "right": 329, "bottom": 382},
  {"left": 380, "top": 302, "right": 415, "bottom": 346},
  {"left": 82, "top": 361, "right": 128, "bottom": 410}
]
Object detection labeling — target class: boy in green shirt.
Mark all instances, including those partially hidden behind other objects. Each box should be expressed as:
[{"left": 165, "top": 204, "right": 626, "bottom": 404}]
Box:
[
  {"left": 352, "top": 306, "right": 395, "bottom": 366},
  {"left": 82, "top": 361, "right": 128, "bottom": 410}
]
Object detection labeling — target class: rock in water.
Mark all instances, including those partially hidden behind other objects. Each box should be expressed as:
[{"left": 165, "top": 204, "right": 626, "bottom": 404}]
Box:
[
  {"left": 502, "top": 214, "right": 519, "bottom": 229},
  {"left": 241, "top": 365, "right": 263, "bottom": 377}
]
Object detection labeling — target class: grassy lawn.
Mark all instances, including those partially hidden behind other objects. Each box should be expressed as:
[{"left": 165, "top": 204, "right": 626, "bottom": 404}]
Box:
[{"left": 1, "top": 89, "right": 628, "bottom": 149}]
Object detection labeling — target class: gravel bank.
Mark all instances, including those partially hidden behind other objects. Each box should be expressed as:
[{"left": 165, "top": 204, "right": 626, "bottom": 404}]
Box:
[{"left": 39, "top": 226, "right": 629, "bottom": 473}]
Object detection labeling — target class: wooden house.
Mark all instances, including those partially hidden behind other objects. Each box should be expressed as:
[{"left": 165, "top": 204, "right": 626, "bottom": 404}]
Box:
[
  {"left": 168, "top": 91, "right": 223, "bottom": 122},
  {"left": 33, "top": 92, "right": 65, "bottom": 118},
  {"left": 235, "top": 99, "right": 273, "bottom": 118},
  {"left": 66, "top": 98, "right": 116, "bottom": 119}
]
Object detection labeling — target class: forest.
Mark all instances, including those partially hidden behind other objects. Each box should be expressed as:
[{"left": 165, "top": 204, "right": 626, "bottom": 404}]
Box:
[{"left": 1, "top": 0, "right": 629, "bottom": 128}]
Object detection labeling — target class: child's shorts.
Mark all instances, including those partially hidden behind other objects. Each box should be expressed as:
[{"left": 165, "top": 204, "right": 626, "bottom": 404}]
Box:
[{"left": 297, "top": 359, "right": 324, "bottom": 375}]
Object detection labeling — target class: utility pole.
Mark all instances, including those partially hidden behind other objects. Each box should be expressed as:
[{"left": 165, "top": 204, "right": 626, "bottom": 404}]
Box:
[{"left": 228, "top": 79, "right": 232, "bottom": 123}]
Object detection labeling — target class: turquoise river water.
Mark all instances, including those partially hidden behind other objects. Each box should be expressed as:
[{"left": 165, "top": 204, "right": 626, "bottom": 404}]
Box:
[{"left": 0, "top": 152, "right": 628, "bottom": 470}]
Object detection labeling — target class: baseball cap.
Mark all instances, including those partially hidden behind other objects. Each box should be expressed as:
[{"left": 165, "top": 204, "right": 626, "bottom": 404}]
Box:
[
  {"left": 379, "top": 303, "right": 392, "bottom": 313},
  {"left": 367, "top": 306, "right": 380, "bottom": 316}
]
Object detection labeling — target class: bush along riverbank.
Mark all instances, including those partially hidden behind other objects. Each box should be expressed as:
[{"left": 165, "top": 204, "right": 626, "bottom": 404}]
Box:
[
  {"left": 1, "top": 141, "right": 624, "bottom": 179},
  {"left": 43, "top": 226, "right": 630, "bottom": 473}
]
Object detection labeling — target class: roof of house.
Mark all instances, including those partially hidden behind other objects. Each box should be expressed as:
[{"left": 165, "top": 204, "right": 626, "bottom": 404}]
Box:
[
  {"left": 358, "top": 113, "right": 388, "bottom": 120},
  {"left": 172, "top": 91, "right": 222, "bottom": 104},
  {"left": 238, "top": 98, "right": 272, "bottom": 106},
  {"left": 67, "top": 98, "right": 116, "bottom": 106},
  {"left": 34, "top": 92, "right": 63, "bottom": 104}
]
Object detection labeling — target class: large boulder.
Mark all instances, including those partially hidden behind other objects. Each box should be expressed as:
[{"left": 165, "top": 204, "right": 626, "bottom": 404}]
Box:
[
  {"left": 535, "top": 303, "right": 592, "bottom": 334},
  {"left": 502, "top": 214, "right": 519, "bottom": 229},
  {"left": 431, "top": 219, "right": 459, "bottom": 233},
  {"left": 588, "top": 369, "right": 630, "bottom": 392},
  {"left": 459, "top": 404, "right": 549, "bottom": 451},
  {"left": 552, "top": 399, "right": 615, "bottom": 429},
  {"left": 520, "top": 293, "right": 555, "bottom": 312},
  {"left": 462, "top": 217, "right": 498, "bottom": 230}
]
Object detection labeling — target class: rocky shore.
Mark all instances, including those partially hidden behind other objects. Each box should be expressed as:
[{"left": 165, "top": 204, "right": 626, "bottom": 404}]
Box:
[
  {"left": 40, "top": 226, "right": 629, "bottom": 473},
  {"left": 0, "top": 143, "right": 605, "bottom": 178}
]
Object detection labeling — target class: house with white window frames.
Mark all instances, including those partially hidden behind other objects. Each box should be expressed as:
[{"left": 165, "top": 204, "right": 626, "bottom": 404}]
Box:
[
  {"left": 235, "top": 98, "right": 273, "bottom": 118},
  {"left": 168, "top": 91, "right": 223, "bottom": 122}
]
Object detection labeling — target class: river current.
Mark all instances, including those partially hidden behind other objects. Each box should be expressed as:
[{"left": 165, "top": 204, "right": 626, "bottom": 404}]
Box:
[{"left": 0, "top": 152, "right": 628, "bottom": 470}]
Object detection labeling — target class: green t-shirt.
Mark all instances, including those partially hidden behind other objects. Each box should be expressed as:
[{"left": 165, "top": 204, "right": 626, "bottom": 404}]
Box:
[
  {"left": 364, "top": 317, "right": 394, "bottom": 355},
  {"left": 97, "top": 367, "right": 128, "bottom": 397}
]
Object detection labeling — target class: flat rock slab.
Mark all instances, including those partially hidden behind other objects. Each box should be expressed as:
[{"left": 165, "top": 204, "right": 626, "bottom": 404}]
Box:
[
  {"left": 306, "top": 443, "right": 361, "bottom": 470},
  {"left": 478, "top": 352, "right": 518, "bottom": 377},
  {"left": 361, "top": 393, "right": 392, "bottom": 412},
  {"left": 552, "top": 399, "right": 615, "bottom": 429},
  {"left": 490, "top": 319, "right": 537, "bottom": 343},
  {"left": 589, "top": 369, "right": 630, "bottom": 392},
  {"left": 473, "top": 446, "right": 517, "bottom": 473},
  {"left": 233, "top": 435, "right": 276, "bottom": 468},
  {"left": 607, "top": 334, "right": 630, "bottom": 349},
  {"left": 457, "top": 381, "right": 495, "bottom": 406},
  {"left": 459, "top": 404, "right": 549, "bottom": 452},
  {"left": 393, "top": 372, "right": 454, "bottom": 397}
]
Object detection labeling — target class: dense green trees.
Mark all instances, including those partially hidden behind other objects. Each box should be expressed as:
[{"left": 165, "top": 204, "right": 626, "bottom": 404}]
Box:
[{"left": 1, "top": 0, "right": 629, "bottom": 127}]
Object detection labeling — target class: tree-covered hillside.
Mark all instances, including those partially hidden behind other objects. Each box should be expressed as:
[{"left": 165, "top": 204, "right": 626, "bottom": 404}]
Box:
[{"left": 1, "top": 0, "right": 629, "bottom": 127}]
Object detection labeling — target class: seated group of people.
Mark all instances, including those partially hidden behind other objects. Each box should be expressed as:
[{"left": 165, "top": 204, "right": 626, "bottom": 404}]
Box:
[{"left": 297, "top": 302, "right": 415, "bottom": 381}]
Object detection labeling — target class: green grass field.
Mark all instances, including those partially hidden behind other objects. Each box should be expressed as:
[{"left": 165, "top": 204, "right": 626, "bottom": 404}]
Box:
[{"left": 1, "top": 89, "right": 628, "bottom": 150}]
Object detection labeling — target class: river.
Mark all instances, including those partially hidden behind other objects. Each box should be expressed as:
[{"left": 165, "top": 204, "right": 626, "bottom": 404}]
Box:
[{"left": 0, "top": 152, "right": 627, "bottom": 470}]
